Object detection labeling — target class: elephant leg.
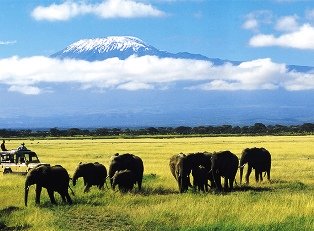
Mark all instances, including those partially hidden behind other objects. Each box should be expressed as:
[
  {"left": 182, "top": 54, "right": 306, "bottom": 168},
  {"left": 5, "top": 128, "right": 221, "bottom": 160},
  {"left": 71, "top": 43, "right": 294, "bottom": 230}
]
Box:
[
  {"left": 229, "top": 178, "right": 234, "bottom": 191},
  {"left": 60, "top": 193, "right": 67, "bottom": 203},
  {"left": 64, "top": 192, "right": 72, "bottom": 205},
  {"left": 47, "top": 189, "right": 57, "bottom": 204},
  {"left": 267, "top": 170, "right": 271, "bottom": 182},
  {"left": 224, "top": 178, "right": 229, "bottom": 191},
  {"left": 260, "top": 172, "right": 263, "bottom": 182},
  {"left": 246, "top": 166, "right": 252, "bottom": 184},
  {"left": 35, "top": 185, "right": 42, "bottom": 204},
  {"left": 84, "top": 184, "right": 91, "bottom": 193},
  {"left": 138, "top": 179, "right": 142, "bottom": 190},
  {"left": 215, "top": 175, "right": 222, "bottom": 191},
  {"left": 255, "top": 169, "right": 259, "bottom": 182}
]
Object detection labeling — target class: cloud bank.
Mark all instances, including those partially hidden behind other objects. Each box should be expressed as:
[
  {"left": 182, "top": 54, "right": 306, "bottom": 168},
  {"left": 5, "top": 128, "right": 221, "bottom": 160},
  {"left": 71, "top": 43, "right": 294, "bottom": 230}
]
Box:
[
  {"left": 0, "top": 55, "right": 313, "bottom": 95},
  {"left": 31, "top": 0, "right": 165, "bottom": 21},
  {"left": 244, "top": 10, "right": 314, "bottom": 49}
]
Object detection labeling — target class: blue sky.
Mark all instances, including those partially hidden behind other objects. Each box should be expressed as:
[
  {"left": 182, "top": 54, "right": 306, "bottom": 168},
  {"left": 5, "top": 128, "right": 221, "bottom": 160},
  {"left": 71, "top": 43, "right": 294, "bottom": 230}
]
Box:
[
  {"left": 0, "top": 0, "right": 314, "bottom": 127},
  {"left": 1, "top": 0, "right": 314, "bottom": 65}
]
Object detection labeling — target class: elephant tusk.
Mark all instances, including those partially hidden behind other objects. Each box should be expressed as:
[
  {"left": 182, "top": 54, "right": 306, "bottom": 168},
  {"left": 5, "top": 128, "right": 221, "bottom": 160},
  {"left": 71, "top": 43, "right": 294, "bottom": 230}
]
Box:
[{"left": 239, "top": 163, "right": 246, "bottom": 168}]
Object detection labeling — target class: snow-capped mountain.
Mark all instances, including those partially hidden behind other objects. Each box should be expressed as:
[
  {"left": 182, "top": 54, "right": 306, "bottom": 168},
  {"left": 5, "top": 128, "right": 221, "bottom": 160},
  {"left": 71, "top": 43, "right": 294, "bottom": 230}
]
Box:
[
  {"left": 51, "top": 36, "right": 313, "bottom": 72},
  {"left": 50, "top": 36, "right": 231, "bottom": 64}
]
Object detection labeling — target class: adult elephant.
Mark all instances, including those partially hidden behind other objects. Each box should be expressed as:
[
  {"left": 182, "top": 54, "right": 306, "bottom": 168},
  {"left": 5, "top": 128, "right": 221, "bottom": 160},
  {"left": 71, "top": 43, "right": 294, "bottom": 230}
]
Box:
[
  {"left": 25, "top": 164, "right": 72, "bottom": 206},
  {"left": 72, "top": 162, "right": 107, "bottom": 192},
  {"left": 112, "top": 169, "right": 136, "bottom": 193},
  {"left": 186, "top": 152, "right": 212, "bottom": 191},
  {"left": 169, "top": 153, "right": 190, "bottom": 193},
  {"left": 108, "top": 153, "right": 144, "bottom": 190},
  {"left": 239, "top": 147, "right": 271, "bottom": 185},
  {"left": 210, "top": 151, "right": 239, "bottom": 192},
  {"left": 169, "top": 152, "right": 212, "bottom": 193}
]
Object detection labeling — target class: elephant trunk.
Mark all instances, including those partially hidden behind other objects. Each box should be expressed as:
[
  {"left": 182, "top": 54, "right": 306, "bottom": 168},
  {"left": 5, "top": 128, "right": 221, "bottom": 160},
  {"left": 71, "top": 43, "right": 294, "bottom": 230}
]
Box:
[
  {"left": 72, "top": 170, "right": 79, "bottom": 186},
  {"left": 239, "top": 166, "right": 243, "bottom": 185},
  {"left": 24, "top": 180, "right": 30, "bottom": 206}
]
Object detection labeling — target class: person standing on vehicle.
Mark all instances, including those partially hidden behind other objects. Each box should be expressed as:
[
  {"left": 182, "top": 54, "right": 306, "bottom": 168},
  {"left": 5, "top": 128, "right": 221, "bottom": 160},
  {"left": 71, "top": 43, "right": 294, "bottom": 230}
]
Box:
[{"left": 1, "top": 140, "right": 8, "bottom": 151}]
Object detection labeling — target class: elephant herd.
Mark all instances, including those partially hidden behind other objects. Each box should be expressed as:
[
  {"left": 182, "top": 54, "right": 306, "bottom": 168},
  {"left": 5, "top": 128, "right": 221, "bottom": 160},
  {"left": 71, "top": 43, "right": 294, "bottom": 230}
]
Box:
[
  {"left": 170, "top": 147, "right": 271, "bottom": 193},
  {"left": 24, "top": 147, "right": 271, "bottom": 206}
]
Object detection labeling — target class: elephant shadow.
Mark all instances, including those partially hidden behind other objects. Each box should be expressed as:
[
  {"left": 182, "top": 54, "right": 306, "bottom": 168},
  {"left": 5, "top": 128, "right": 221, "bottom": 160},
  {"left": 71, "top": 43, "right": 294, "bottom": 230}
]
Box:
[
  {"left": 0, "top": 206, "right": 31, "bottom": 230},
  {"left": 233, "top": 185, "right": 272, "bottom": 192},
  {"left": 137, "top": 186, "right": 178, "bottom": 196}
]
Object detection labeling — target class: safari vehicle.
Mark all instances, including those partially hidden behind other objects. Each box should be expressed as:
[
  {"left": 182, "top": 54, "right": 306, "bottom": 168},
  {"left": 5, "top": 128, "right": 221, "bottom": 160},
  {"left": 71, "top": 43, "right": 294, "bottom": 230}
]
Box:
[{"left": 0, "top": 144, "right": 41, "bottom": 175}]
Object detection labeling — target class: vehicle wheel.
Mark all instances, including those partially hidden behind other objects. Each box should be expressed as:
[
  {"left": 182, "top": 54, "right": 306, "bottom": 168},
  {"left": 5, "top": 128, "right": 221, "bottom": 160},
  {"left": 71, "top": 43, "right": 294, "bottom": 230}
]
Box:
[{"left": 3, "top": 169, "right": 12, "bottom": 174}]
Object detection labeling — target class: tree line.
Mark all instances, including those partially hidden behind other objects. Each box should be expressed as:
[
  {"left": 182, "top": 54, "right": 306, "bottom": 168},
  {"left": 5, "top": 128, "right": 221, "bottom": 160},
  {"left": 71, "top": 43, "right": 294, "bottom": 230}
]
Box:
[{"left": 0, "top": 123, "right": 314, "bottom": 138}]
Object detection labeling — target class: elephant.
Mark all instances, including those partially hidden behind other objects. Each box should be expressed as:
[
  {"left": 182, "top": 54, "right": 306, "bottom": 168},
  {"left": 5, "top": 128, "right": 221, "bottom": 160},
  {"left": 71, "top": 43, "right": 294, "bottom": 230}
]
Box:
[
  {"left": 239, "top": 147, "right": 271, "bottom": 185},
  {"left": 112, "top": 169, "right": 136, "bottom": 193},
  {"left": 186, "top": 152, "right": 212, "bottom": 190},
  {"left": 209, "top": 151, "right": 239, "bottom": 192},
  {"left": 169, "top": 152, "right": 212, "bottom": 193},
  {"left": 191, "top": 165, "right": 209, "bottom": 192},
  {"left": 169, "top": 153, "right": 190, "bottom": 193},
  {"left": 25, "top": 164, "right": 72, "bottom": 206},
  {"left": 108, "top": 153, "right": 144, "bottom": 190},
  {"left": 72, "top": 162, "right": 107, "bottom": 192}
]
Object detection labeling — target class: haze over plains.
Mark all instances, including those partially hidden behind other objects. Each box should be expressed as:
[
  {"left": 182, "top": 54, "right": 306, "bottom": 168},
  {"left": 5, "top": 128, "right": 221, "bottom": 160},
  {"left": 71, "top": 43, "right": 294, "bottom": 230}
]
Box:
[{"left": 1, "top": 0, "right": 314, "bottom": 128}]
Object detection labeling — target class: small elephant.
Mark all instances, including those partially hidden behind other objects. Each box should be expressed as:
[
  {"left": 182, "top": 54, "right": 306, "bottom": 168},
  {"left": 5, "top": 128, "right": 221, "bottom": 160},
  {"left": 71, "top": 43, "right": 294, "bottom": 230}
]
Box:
[
  {"left": 169, "top": 152, "right": 212, "bottom": 193},
  {"left": 108, "top": 153, "right": 144, "bottom": 190},
  {"left": 72, "top": 162, "right": 107, "bottom": 192},
  {"left": 192, "top": 165, "right": 209, "bottom": 192},
  {"left": 239, "top": 147, "right": 271, "bottom": 185},
  {"left": 112, "top": 170, "right": 136, "bottom": 192},
  {"left": 210, "top": 151, "right": 239, "bottom": 192},
  {"left": 25, "top": 164, "right": 72, "bottom": 206}
]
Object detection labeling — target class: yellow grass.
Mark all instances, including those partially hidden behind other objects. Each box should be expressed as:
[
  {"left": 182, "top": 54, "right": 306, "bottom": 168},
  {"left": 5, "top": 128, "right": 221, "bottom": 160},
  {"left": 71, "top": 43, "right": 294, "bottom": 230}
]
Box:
[{"left": 0, "top": 136, "right": 313, "bottom": 230}]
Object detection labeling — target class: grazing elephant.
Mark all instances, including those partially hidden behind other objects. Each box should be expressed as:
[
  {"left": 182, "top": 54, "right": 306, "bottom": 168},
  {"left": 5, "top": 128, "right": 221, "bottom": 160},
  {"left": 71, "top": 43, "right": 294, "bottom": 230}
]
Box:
[
  {"left": 108, "top": 153, "right": 144, "bottom": 190},
  {"left": 72, "top": 162, "right": 107, "bottom": 192},
  {"left": 112, "top": 170, "right": 136, "bottom": 192},
  {"left": 210, "top": 151, "right": 239, "bottom": 192},
  {"left": 239, "top": 147, "right": 271, "bottom": 185},
  {"left": 192, "top": 165, "right": 209, "bottom": 192},
  {"left": 25, "top": 164, "right": 72, "bottom": 206}
]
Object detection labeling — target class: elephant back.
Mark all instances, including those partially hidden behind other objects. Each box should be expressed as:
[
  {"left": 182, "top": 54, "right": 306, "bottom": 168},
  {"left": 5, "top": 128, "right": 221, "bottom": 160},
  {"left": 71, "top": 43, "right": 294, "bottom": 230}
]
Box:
[
  {"left": 108, "top": 153, "right": 144, "bottom": 182},
  {"left": 241, "top": 147, "right": 271, "bottom": 170},
  {"left": 211, "top": 151, "right": 239, "bottom": 178}
]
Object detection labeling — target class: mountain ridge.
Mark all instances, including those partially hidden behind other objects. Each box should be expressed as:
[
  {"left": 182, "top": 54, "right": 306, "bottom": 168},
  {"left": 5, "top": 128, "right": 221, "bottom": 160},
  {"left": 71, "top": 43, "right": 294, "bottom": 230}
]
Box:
[{"left": 50, "top": 36, "right": 313, "bottom": 72}]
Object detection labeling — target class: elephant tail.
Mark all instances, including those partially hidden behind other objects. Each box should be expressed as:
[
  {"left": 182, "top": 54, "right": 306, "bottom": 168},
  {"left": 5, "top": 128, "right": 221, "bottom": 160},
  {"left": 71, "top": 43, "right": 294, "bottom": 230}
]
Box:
[{"left": 68, "top": 185, "right": 75, "bottom": 196}]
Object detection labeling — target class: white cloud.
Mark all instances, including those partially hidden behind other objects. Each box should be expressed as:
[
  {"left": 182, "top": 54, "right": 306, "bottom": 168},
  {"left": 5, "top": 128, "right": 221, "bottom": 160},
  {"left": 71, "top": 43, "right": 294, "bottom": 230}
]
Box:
[
  {"left": 8, "top": 85, "right": 42, "bottom": 95},
  {"left": 242, "top": 18, "right": 258, "bottom": 31},
  {"left": 0, "top": 40, "right": 16, "bottom": 45},
  {"left": 0, "top": 56, "right": 313, "bottom": 95},
  {"left": 242, "top": 11, "right": 272, "bottom": 32},
  {"left": 275, "top": 15, "right": 299, "bottom": 32},
  {"left": 249, "top": 24, "right": 314, "bottom": 49},
  {"left": 31, "top": 0, "right": 165, "bottom": 21}
]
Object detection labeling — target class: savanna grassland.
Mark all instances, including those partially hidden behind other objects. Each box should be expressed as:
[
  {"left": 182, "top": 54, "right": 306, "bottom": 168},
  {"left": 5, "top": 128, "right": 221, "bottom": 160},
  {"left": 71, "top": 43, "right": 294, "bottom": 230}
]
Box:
[{"left": 0, "top": 136, "right": 313, "bottom": 231}]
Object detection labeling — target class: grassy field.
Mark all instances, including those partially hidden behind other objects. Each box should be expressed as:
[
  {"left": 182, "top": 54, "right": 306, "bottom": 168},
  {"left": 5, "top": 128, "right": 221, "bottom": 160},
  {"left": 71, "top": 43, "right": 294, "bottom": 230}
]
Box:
[{"left": 0, "top": 136, "right": 313, "bottom": 231}]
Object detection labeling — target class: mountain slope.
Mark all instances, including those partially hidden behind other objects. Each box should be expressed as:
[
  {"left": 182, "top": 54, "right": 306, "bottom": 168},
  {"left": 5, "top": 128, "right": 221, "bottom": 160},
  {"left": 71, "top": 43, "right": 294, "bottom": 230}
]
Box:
[
  {"left": 51, "top": 36, "right": 313, "bottom": 72},
  {"left": 50, "top": 35, "right": 237, "bottom": 65}
]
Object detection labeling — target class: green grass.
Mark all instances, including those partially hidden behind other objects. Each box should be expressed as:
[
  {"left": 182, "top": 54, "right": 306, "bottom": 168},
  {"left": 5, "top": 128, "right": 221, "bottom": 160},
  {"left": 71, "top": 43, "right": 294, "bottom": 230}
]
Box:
[{"left": 0, "top": 136, "right": 313, "bottom": 230}]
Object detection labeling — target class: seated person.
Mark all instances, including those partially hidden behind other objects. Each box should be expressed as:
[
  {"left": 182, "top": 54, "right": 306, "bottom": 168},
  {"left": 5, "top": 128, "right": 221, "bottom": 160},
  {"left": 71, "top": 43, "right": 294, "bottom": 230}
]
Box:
[{"left": 1, "top": 140, "right": 7, "bottom": 151}]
